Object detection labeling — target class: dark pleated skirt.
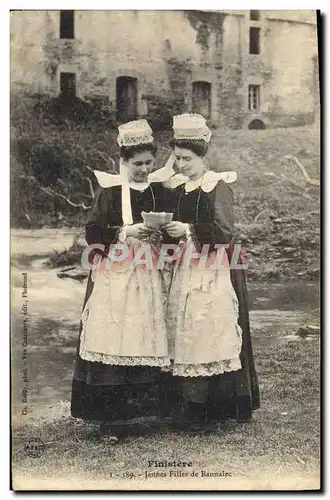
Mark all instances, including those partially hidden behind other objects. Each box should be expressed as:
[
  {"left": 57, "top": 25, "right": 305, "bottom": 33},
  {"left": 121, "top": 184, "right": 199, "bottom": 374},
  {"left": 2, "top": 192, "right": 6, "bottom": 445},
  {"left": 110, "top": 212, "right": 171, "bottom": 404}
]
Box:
[{"left": 71, "top": 252, "right": 260, "bottom": 426}]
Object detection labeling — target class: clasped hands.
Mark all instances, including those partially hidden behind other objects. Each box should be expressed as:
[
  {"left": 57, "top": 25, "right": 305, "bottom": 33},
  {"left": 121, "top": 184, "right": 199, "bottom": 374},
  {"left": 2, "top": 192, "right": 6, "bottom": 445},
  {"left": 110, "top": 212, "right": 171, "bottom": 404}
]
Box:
[{"left": 126, "top": 221, "right": 188, "bottom": 240}]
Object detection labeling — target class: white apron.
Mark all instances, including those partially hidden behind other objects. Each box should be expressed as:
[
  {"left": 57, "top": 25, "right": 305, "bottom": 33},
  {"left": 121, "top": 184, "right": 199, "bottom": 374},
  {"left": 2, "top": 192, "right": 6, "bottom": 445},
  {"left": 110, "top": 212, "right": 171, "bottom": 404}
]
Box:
[
  {"left": 166, "top": 244, "right": 243, "bottom": 377},
  {"left": 80, "top": 237, "right": 170, "bottom": 368}
]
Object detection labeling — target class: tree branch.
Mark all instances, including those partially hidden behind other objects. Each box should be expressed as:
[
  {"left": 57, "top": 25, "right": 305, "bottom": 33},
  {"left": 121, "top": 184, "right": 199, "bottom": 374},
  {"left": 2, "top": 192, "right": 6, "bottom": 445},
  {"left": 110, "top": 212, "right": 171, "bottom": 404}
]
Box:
[
  {"left": 86, "top": 177, "right": 94, "bottom": 198},
  {"left": 283, "top": 155, "right": 320, "bottom": 187},
  {"left": 18, "top": 175, "right": 92, "bottom": 210},
  {"left": 83, "top": 164, "right": 94, "bottom": 173},
  {"left": 254, "top": 210, "right": 271, "bottom": 223},
  {"left": 39, "top": 186, "right": 91, "bottom": 210}
]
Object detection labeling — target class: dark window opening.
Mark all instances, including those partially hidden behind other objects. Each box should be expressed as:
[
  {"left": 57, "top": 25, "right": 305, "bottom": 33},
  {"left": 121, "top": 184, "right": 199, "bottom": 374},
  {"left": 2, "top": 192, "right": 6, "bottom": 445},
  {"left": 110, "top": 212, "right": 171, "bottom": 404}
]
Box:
[
  {"left": 250, "top": 10, "right": 260, "bottom": 21},
  {"left": 248, "top": 119, "right": 265, "bottom": 130},
  {"left": 165, "top": 39, "right": 171, "bottom": 51},
  {"left": 116, "top": 77, "right": 138, "bottom": 122},
  {"left": 248, "top": 84, "right": 260, "bottom": 111},
  {"left": 249, "top": 27, "right": 260, "bottom": 54},
  {"left": 60, "top": 72, "right": 76, "bottom": 99},
  {"left": 60, "top": 10, "right": 74, "bottom": 39},
  {"left": 192, "top": 81, "right": 211, "bottom": 119}
]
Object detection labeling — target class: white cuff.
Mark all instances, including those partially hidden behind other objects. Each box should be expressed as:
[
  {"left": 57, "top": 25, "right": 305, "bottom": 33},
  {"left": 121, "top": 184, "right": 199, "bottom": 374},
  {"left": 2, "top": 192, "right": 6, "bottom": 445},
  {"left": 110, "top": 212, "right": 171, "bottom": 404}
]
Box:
[
  {"left": 185, "top": 224, "right": 193, "bottom": 241},
  {"left": 118, "top": 225, "right": 129, "bottom": 243},
  {"left": 178, "top": 224, "right": 190, "bottom": 245}
]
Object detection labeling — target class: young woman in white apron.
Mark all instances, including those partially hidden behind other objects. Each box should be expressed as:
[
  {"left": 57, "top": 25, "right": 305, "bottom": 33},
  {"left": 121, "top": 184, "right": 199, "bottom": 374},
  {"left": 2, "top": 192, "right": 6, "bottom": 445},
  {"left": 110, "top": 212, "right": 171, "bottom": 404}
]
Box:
[
  {"left": 71, "top": 120, "right": 174, "bottom": 439},
  {"left": 162, "top": 114, "right": 260, "bottom": 430}
]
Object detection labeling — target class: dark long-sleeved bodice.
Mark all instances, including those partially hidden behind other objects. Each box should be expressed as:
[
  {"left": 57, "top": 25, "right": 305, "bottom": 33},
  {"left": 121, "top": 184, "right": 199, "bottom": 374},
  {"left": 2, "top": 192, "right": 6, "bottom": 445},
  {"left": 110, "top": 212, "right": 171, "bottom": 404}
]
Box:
[
  {"left": 168, "top": 179, "right": 235, "bottom": 250},
  {"left": 85, "top": 182, "right": 172, "bottom": 246}
]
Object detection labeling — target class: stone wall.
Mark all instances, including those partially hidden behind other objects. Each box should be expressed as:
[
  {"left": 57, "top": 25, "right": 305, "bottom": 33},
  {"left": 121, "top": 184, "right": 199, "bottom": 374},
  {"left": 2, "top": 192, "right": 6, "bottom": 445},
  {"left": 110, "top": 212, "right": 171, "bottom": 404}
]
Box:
[
  {"left": 220, "top": 13, "right": 244, "bottom": 129},
  {"left": 11, "top": 11, "right": 225, "bottom": 122},
  {"left": 10, "top": 10, "right": 319, "bottom": 129},
  {"left": 236, "top": 11, "right": 318, "bottom": 129}
]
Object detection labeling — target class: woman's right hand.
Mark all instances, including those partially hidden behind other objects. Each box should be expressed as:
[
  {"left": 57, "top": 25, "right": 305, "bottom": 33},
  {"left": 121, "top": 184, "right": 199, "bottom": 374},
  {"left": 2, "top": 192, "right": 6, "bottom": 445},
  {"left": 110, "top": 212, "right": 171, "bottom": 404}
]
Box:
[
  {"left": 162, "top": 221, "right": 188, "bottom": 238},
  {"left": 126, "top": 223, "right": 152, "bottom": 240}
]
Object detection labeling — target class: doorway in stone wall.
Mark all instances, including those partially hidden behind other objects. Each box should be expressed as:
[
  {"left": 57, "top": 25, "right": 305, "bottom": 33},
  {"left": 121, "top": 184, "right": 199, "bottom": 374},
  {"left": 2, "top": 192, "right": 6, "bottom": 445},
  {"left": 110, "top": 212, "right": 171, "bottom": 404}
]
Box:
[
  {"left": 116, "top": 77, "right": 138, "bottom": 123},
  {"left": 60, "top": 72, "right": 76, "bottom": 100},
  {"left": 192, "top": 81, "right": 211, "bottom": 120},
  {"left": 248, "top": 119, "right": 266, "bottom": 130}
]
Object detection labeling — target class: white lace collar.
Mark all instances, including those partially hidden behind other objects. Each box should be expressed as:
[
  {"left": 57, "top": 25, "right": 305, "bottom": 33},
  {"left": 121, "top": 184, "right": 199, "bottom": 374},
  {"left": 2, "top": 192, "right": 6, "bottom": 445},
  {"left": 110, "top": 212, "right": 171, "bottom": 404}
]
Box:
[
  {"left": 168, "top": 170, "right": 237, "bottom": 192},
  {"left": 94, "top": 170, "right": 149, "bottom": 190},
  {"left": 93, "top": 168, "right": 237, "bottom": 194},
  {"left": 185, "top": 176, "right": 204, "bottom": 192},
  {"left": 93, "top": 169, "right": 165, "bottom": 189}
]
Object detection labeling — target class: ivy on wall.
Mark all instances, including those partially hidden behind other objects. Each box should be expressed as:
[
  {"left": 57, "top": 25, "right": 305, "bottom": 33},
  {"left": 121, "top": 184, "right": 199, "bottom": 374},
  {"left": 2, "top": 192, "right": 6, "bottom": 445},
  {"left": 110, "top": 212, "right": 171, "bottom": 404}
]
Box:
[{"left": 184, "top": 10, "right": 225, "bottom": 52}]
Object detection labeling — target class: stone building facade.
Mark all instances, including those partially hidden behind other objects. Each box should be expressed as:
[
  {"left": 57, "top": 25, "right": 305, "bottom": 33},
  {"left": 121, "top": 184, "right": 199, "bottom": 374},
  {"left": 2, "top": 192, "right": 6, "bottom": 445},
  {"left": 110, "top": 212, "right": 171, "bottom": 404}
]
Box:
[{"left": 10, "top": 10, "right": 319, "bottom": 129}]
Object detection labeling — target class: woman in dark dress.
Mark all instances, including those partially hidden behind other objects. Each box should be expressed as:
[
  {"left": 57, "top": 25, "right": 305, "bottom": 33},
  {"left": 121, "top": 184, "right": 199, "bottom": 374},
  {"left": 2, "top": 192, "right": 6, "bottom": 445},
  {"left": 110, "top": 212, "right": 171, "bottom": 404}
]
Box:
[
  {"left": 162, "top": 114, "right": 260, "bottom": 430},
  {"left": 71, "top": 119, "right": 174, "bottom": 438}
]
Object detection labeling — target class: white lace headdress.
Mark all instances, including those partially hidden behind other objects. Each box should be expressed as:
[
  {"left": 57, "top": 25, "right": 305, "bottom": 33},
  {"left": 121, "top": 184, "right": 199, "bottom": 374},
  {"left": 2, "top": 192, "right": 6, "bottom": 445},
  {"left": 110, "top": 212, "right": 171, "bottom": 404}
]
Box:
[
  {"left": 172, "top": 113, "right": 212, "bottom": 143},
  {"left": 117, "top": 119, "right": 154, "bottom": 147}
]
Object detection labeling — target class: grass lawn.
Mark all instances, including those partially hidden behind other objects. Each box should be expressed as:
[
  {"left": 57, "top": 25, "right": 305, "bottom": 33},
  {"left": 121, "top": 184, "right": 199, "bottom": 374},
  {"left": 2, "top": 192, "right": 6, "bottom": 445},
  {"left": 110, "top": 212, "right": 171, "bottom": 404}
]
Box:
[{"left": 12, "top": 337, "right": 320, "bottom": 491}]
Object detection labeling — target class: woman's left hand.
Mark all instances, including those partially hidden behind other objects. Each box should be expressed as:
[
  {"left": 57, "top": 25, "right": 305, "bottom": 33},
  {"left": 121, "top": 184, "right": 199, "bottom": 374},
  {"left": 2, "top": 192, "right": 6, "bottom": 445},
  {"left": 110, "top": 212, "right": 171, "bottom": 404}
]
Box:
[{"left": 162, "top": 221, "right": 188, "bottom": 238}]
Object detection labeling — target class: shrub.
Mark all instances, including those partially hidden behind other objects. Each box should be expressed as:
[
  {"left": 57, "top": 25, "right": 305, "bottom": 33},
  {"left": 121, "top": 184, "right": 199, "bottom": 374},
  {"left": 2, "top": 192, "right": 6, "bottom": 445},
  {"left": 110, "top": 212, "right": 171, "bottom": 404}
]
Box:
[
  {"left": 10, "top": 92, "right": 119, "bottom": 227},
  {"left": 143, "top": 94, "right": 185, "bottom": 131}
]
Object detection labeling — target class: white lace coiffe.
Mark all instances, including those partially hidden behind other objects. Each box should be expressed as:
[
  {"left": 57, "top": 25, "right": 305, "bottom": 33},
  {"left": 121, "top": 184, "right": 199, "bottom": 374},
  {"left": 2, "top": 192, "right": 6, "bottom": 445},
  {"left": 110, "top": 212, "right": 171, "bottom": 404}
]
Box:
[
  {"left": 117, "top": 135, "right": 154, "bottom": 147},
  {"left": 172, "top": 113, "right": 212, "bottom": 143},
  {"left": 173, "top": 129, "right": 212, "bottom": 143}
]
